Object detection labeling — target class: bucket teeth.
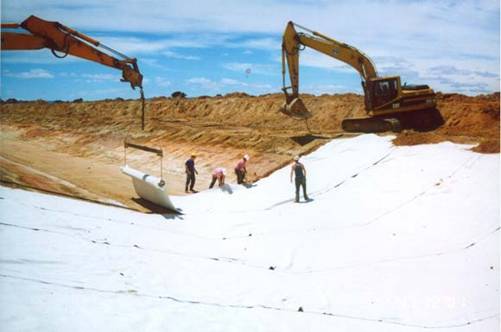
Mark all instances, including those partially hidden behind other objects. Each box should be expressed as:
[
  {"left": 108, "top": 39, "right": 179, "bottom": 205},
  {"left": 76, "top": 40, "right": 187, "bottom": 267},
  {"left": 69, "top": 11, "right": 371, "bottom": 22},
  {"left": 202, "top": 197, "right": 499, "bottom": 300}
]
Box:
[{"left": 280, "top": 98, "right": 312, "bottom": 119}]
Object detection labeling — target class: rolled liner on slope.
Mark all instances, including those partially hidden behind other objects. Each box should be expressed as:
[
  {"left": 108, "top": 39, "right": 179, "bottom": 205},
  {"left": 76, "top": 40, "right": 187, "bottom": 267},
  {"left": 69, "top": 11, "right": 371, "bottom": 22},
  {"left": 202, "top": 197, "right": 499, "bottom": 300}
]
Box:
[{"left": 120, "top": 165, "right": 176, "bottom": 212}]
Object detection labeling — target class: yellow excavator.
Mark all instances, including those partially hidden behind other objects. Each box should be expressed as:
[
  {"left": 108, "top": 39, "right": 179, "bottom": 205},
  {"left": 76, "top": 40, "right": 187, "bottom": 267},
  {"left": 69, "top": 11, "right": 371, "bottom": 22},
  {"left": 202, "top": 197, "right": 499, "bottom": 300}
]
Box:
[
  {"left": 1, "top": 15, "right": 146, "bottom": 129},
  {"left": 281, "top": 21, "right": 438, "bottom": 132}
]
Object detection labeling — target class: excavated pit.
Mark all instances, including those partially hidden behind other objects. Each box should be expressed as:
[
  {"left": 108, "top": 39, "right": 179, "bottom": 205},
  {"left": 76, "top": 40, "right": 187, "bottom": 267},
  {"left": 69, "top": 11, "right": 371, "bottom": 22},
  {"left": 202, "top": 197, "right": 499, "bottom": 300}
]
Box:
[{"left": 0, "top": 92, "right": 498, "bottom": 211}]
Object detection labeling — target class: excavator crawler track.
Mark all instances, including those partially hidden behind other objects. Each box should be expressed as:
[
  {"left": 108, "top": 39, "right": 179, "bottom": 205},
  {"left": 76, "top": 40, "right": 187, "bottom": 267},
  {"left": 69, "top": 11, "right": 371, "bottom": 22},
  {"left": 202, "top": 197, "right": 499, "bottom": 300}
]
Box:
[{"left": 342, "top": 117, "right": 402, "bottom": 133}]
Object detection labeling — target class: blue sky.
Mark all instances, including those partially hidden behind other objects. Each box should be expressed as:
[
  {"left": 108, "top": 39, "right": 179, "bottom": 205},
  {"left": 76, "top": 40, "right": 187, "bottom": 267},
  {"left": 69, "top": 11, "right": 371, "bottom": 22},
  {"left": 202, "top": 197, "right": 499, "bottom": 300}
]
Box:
[{"left": 1, "top": 0, "right": 499, "bottom": 100}]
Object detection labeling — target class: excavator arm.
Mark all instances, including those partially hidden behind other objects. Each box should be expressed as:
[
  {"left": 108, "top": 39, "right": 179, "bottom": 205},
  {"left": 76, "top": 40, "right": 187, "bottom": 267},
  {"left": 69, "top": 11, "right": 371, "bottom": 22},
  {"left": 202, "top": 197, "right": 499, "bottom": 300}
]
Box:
[
  {"left": 1, "top": 15, "right": 149, "bottom": 130},
  {"left": 282, "top": 21, "right": 377, "bottom": 114},
  {"left": 283, "top": 21, "right": 377, "bottom": 91},
  {"left": 1, "top": 15, "right": 143, "bottom": 91},
  {"left": 280, "top": 21, "right": 437, "bottom": 133}
]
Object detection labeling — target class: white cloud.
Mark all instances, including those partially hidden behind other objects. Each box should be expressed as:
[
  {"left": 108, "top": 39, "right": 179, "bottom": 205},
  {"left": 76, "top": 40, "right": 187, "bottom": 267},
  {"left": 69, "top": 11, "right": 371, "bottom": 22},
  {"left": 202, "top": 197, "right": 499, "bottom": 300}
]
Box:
[
  {"left": 139, "top": 58, "right": 167, "bottom": 70},
  {"left": 6, "top": 1, "right": 497, "bottom": 60},
  {"left": 4, "top": 1, "right": 497, "bottom": 42},
  {"left": 162, "top": 50, "right": 200, "bottom": 61},
  {"left": 187, "top": 76, "right": 271, "bottom": 92},
  {"left": 94, "top": 35, "right": 235, "bottom": 55},
  {"left": 154, "top": 77, "right": 171, "bottom": 87},
  {"left": 92, "top": 35, "right": 278, "bottom": 57},
  {"left": 187, "top": 77, "right": 209, "bottom": 84},
  {"left": 96, "top": 37, "right": 174, "bottom": 54},
  {"left": 220, "top": 78, "right": 240, "bottom": 85},
  {"left": 294, "top": 49, "right": 354, "bottom": 73},
  {"left": 4, "top": 69, "right": 54, "bottom": 79},
  {"left": 186, "top": 77, "right": 225, "bottom": 91},
  {"left": 2, "top": 0, "right": 499, "bottom": 95},
  {"left": 59, "top": 72, "right": 78, "bottom": 78},
  {"left": 82, "top": 73, "right": 117, "bottom": 82},
  {"left": 276, "top": 28, "right": 499, "bottom": 95},
  {"left": 374, "top": 56, "right": 500, "bottom": 94},
  {"left": 235, "top": 38, "right": 280, "bottom": 50},
  {"left": 58, "top": 72, "right": 121, "bottom": 83}
]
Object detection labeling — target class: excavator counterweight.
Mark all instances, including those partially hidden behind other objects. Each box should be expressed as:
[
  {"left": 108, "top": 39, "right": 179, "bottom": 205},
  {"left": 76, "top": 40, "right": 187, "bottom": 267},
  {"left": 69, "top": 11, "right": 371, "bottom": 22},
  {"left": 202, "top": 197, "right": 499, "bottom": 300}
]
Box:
[{"left": 281, "top": 21, "right": 440, "bottom": 132}]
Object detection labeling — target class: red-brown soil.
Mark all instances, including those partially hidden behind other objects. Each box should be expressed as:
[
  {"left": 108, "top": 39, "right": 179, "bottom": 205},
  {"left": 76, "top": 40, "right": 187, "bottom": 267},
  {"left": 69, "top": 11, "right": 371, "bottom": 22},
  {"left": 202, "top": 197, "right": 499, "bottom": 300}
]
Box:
[{"left": 392, "top": 92, "right": 500, "bottom": 153}]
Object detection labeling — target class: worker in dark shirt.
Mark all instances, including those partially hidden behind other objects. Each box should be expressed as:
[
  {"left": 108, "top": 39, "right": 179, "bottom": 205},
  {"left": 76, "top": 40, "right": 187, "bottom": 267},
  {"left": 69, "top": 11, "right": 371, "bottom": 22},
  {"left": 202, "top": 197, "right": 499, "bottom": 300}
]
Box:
[
  {"left": 185, "top": 154, "right": 198, "bottom": 193},
  {"left": 290, "top": 155, "right": 309, "bottom": 202}
]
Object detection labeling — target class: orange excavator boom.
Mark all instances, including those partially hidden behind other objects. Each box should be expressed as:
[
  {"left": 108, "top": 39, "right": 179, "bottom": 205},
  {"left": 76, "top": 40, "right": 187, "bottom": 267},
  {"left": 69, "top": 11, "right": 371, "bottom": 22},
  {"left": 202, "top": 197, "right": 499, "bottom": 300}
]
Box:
[
  {"left": 1, "top": 15, "right": 143, "bottom": 91},
  {"left": 1, "top": 15, "right": 149, "bottom": 130}
]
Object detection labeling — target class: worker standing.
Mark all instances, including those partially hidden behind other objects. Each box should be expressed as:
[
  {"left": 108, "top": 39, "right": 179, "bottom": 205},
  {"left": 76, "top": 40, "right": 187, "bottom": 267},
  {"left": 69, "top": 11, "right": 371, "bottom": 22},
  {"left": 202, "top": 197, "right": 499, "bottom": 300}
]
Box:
[
  {"left": 235, "top": 154, "right": 249, "bottom": 184},
  {"left": 290, "top": 155, "right": 309, "bottom": 202},
  {"left": 209, "top": 167, "right": 226, "bottom": 188},
  {"left": 185, "top": 154, "right": 198, "bottom": 193}
]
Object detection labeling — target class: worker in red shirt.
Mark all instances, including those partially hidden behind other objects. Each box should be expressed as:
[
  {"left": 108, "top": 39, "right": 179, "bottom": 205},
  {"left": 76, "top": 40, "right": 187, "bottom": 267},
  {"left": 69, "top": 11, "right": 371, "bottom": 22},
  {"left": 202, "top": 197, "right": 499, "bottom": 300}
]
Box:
[
  {"left": 209, "top": 167, "right": 226, "bottom": 188},
  {"left": 235, "top": 154, "right": 249, "bottom": 184}
]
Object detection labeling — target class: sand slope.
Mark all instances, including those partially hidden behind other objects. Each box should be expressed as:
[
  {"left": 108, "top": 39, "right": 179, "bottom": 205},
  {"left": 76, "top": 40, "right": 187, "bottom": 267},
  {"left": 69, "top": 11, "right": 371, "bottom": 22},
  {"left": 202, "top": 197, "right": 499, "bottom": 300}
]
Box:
[{"left": 0, "top": 92, "right": 498, "bottom": 210}]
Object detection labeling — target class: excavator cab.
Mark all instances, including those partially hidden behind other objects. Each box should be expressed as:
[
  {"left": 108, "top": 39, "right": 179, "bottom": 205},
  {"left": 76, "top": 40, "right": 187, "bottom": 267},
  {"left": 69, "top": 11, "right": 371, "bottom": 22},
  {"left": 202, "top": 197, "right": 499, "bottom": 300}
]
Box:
[{"left": 364, "top": 77, "right": 400, "bottom": 110}]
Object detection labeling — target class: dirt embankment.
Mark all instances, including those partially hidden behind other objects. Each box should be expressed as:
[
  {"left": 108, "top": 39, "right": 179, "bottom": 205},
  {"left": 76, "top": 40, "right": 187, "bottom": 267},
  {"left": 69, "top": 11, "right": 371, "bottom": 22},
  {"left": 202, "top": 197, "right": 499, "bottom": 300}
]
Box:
[
  {"left": 0, "top": 92, "right": 498, "bottom": 211},
  {"left": 392, "top": 92, "right": 500, "bottom": 153}
]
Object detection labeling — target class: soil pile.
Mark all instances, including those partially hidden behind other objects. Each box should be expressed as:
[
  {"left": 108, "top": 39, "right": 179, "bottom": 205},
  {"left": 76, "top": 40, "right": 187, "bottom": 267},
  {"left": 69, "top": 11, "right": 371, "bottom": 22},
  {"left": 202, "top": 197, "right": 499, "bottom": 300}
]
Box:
[{"left": 393, "top": 92, "right": 499, "bottom": 153}]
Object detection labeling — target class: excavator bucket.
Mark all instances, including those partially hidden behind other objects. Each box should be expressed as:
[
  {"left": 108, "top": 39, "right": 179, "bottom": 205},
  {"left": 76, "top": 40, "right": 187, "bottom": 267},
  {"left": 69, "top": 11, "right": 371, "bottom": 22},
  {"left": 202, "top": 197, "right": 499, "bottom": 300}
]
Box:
[{"left": 280, "top": 97, "right": 312, "bottom": 119}]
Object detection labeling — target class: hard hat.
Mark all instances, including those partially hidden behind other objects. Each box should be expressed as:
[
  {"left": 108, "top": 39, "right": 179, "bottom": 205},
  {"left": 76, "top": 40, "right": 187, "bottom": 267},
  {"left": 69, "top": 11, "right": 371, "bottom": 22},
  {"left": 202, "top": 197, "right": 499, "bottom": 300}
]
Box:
[
  {"left": 243, "top": 154, "right": 250, "bottom": 161},
  {"left": 191, "top": 153, "right": 197, "bottom": 158},
  {"left": 294, "top": 155, "right": 300, "bottom": 161}
]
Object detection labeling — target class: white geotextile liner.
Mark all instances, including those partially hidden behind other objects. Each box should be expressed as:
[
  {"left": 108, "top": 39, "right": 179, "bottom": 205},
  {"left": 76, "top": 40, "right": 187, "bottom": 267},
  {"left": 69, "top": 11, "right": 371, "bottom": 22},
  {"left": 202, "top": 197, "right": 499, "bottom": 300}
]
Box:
[{"left": 0, "top": 135, "right": 498, "bottom": 331}]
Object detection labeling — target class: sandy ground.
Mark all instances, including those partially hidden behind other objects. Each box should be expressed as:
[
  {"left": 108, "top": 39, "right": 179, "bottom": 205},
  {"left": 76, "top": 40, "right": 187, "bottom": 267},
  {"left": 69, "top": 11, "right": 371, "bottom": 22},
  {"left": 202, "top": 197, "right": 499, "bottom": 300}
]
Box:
[
  {"left": 0, "top": 92, "right": 498, "bottom": 212},
  {"left": 0, "top": 125, "right": 341, "bottom": 211},
  {"left": 0, "top": 129, "right": 136, "bottom": 207}
]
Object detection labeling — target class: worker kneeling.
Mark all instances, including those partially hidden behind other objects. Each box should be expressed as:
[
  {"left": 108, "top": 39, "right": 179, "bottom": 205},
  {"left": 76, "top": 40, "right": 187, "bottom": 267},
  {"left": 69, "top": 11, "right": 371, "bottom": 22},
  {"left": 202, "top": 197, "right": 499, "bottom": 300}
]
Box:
[
  {"left": 290, "top": 155, "right": 309, "bottom": 203},
  {"left": 209, "top": 167, "right": 226, "bottom": 188}
]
